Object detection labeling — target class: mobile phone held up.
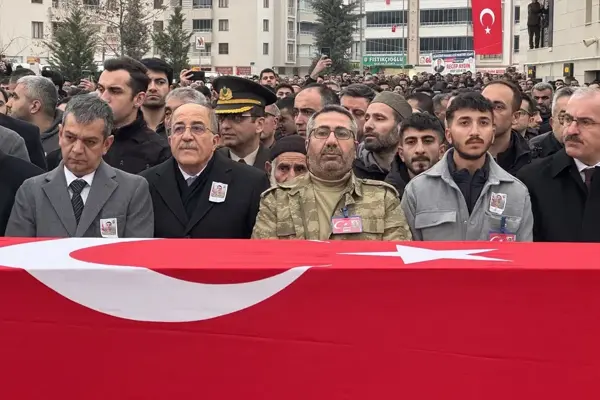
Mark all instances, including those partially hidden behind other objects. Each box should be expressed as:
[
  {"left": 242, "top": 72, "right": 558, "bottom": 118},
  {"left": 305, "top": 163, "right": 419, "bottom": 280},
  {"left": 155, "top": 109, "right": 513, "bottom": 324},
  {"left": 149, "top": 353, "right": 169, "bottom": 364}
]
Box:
[
  {"left": 190, "top": 71, "right": 206, "bottom": 83},
  {"left": 320, "top": 48, "right": 331, "bottom": 58}
]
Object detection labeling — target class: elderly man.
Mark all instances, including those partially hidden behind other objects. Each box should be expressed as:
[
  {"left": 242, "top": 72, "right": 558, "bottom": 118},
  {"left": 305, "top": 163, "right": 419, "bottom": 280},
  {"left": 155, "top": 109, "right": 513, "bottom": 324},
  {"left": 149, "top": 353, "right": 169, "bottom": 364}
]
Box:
[
  {"left": 216, "top": 76, "right": 277, "bottom": 171},
  {"left": 141, "top": 103, "right": 270, "bottom": 239},
  {"left": 265, "top": 135, "right": 307, "bottom": 185},
  {"left": 252, "top": 104, "right": 411, "bottom": 241},
  {"left": 163, "top": 87, "right": 208, "bottom": 135},
  {"left": 260, "top": 103, "right": 280, "bottom": 149},
  {"left": 8, "top": 75, "right": 62, "bottom": 155},
  {"left": 6, "top": 94, "right": 154, "bottom": 238}
]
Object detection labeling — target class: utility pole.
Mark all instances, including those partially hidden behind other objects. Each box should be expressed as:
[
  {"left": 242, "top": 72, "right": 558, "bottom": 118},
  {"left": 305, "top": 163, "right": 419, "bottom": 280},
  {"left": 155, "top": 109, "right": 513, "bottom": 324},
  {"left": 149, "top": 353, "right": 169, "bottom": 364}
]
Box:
[{"left": 359, "top": 0, "right": 364, "bottom": 73}]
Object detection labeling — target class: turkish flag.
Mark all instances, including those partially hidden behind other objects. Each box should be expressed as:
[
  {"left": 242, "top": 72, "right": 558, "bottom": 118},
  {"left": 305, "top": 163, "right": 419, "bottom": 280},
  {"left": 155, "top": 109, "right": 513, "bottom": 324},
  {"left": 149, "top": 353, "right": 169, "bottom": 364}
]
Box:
[{"left": 472, "top": 0, "right": 503, "bottom": 55}]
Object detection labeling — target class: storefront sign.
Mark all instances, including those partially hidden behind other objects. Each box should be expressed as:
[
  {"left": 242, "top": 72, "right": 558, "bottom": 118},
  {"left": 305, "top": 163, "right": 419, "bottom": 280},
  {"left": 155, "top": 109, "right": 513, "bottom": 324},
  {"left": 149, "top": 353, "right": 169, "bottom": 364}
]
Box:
[
  {"left": 430, "top": 51, "right": 476, "bottom": 75},
  {"left": 362, "top": 54, "right": 406, "bottom": 67}
]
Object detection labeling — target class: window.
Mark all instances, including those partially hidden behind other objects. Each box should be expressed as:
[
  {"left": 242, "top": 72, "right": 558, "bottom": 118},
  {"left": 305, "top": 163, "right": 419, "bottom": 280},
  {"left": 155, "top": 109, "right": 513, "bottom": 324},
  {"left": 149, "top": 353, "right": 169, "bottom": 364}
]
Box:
[
  {"left": 218, "top": 0, "right": 228, "bottom": 7},
  {"left": 287, "top": 43, "right": 295, "bottom": 62},
  {"left": 419, "top": 36, "right": 473, "bottom": 52},
  {"left": 153, "top": 21, "right": 164, "bottom": 32},
  {"left": 52, "top": 0, "right": 59, "bottom": 7},
  {"left": 366, "top": 11, "right": 407, "bottom": 27},
  {"left": 514, "top": 6, "right": 520, "bottom": 24},
  {"left": 83, "top": 0, "right": 99, "bottom": 5},
  {"left": 31, "top": 0, "right": 43, "bottom": 3},
  {"left": 193, "top": 0, "right": 212, "bottom": 8},
  {"left": 299, "top": 22, "right": 317, "bottom": 35},
  {"left": 193, "top": 19, "right": 212, "bottom": 32},
  {"left": 264, "top": 0, "right": 269, "bottom": 7},
  {"left": 514, "top": 35, "right": 520, "bottom": 53},
  {"left": 154, "top": 0, "right": 162, "bottom": 8},
  {"left": 263, "top": 43, "right": 269, "bottom": 55},
  {"left": 263, "top": 19, "right": 269, "bottom": 32},
  {"left": 31, "top": 22, "right": 44, "bottom": 39},
  {"left": 366, "top": 38, "right": 408, "bottom": 54},
  {"left": 219, "top": 19, "right": 229, "bottom": 31},
  {"left": 586, "top": 0, "right": 592, "bottom": 24},
  {"left": 219, "top": 43, "right": 229, "bottom": 54},
  {"left": 420, "top": 8, "right": 472, "bottom": 25}
]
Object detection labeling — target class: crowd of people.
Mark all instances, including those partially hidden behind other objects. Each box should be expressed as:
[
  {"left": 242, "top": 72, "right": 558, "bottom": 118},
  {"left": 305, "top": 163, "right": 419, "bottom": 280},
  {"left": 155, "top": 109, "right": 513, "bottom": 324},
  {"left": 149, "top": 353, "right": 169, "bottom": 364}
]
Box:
[{"left": 0, "top": 52, "right": 598, "bottom": 242}]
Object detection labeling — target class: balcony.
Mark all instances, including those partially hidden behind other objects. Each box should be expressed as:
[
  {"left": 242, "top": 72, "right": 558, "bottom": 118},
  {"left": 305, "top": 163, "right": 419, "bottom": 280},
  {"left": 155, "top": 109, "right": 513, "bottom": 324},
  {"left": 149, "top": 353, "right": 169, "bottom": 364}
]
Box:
[
  {"left": 298, "top": 31, "right": 316, "bottom": 45},
  {"left": 297, "top": 56, "right": 313, "bottom": 67},
  {"left": 298, "top": 8, "right": 318, "bottom": 23}
]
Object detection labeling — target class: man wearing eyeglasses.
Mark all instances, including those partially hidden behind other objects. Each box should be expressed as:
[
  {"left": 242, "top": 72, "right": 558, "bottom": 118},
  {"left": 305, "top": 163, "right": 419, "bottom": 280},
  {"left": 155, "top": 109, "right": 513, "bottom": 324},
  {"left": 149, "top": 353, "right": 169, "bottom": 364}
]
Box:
[
  {"left": 140, "top": 102, "right": 270, "bottom": 239},
  {"left": 252, "top": 104, "right": 411, "bottom": 241},
  {"left": 518, "top": 87, "right": 600, "bottom": 242},
  {"left": 215, "top": 76, "right": 277, "bottom": 172}
]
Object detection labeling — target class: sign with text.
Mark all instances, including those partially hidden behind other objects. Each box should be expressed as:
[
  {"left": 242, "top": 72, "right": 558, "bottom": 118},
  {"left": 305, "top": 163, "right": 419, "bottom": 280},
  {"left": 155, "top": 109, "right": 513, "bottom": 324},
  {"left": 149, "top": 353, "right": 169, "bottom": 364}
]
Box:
[
  {"left": 236, "top": 66, "right": 251, "bottom": 76},
  {"left": 431, "top": 51, "right": 476, "bottom": 75},
  {"left": 195, "top": 36, "right": 205, "bottom": 50},
  {"left": 419, "top": 54, "right": 432, "bottom": 65},
  {"left": 215, "top": 66, "right": 233, "bottom": 75},
  {"left": 362, "top": 54, "right": 406, "bottom": 67}
]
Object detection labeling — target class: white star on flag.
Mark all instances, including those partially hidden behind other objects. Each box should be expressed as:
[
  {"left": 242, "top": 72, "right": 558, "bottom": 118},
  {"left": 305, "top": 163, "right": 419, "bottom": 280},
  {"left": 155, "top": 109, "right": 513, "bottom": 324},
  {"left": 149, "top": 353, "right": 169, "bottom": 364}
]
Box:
[
  {"left": 340, "top": 245, "right": 508, "bottom": 265},
  {"left": 485, "top": 26, "right": 491, "bottom": 34}
]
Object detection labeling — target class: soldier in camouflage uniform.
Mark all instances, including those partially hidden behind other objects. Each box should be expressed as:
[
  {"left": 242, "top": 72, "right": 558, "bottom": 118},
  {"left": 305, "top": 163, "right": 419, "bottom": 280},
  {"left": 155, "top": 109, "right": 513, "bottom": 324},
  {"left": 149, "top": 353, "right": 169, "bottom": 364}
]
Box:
[{"left": 252, "top": 105, "right": 412, "bottom": 241}]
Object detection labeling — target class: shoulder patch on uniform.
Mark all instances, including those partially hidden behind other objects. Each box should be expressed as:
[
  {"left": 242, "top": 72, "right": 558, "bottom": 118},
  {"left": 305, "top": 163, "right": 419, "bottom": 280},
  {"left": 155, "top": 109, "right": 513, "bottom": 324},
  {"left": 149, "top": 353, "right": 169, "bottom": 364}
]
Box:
[
  {"left": 260, "top": 185, "right": 279, "bottom": 198},
  {"left": 360, "top": 179, "right": 400, "bottom": 197}
]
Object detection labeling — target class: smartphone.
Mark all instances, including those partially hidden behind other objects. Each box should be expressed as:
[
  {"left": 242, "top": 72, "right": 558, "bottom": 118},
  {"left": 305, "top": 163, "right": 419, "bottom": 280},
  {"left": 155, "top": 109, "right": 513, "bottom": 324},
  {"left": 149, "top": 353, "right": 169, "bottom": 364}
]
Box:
[
  {"left": 320, "top": 47, "right": 331, "bottom": 58},
  {"left": 190, "top": 71, "right": 205, "bottom": 82},
  {"left": 81, "top": 69, "right": 93, "bottom": 81}
]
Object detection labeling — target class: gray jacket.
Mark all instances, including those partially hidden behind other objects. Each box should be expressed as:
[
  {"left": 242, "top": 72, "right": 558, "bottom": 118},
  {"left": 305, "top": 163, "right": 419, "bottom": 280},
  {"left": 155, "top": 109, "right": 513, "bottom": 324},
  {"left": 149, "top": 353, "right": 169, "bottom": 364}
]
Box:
[
  {"left": 6, "top": 160, "right": 154, "bottom": 238},
  {"left": 401, "top": 151, "right": 533, "bottom": 241},
  {"left": 0, "top": 125, "right": 30, "bottom": 162}
]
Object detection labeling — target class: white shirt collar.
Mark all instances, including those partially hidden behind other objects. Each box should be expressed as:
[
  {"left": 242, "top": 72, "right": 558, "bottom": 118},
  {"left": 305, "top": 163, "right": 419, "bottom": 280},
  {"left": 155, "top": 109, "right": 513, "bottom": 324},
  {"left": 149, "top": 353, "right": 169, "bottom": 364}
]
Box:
[
  {"left": 178, "top": 164, "right": 206, "bottom": 181},
  {"left": 574, "top": 158, "right": 600, "bottom": 173},
  {"left": 230, "top": 145, "right": 260, "bottom": 166},
  {"left": 64, "top": 166, "right": 95, "bottom": 187}
]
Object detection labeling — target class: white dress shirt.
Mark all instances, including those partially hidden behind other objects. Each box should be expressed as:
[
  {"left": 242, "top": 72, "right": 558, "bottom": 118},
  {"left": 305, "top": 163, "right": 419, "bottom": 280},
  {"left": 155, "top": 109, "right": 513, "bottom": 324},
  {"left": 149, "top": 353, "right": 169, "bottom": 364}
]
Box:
[
  {"left": 178, "top": 164, "right": 206, "bottom": 182},
  {"left": 64, "top": 167, "right": 95, "bottom": 204},
  {"left": 573, "top": 158, "right": 600, "bottom": 182},
  {"left": 229, "top": 146, "right": 259, "bottom": 166}
]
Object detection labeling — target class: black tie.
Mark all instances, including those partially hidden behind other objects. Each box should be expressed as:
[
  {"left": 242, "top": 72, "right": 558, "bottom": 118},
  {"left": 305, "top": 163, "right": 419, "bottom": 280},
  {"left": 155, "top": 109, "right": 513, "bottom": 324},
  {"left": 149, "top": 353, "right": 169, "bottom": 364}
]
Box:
[
  {"left": 70, "top": 179, "right": 87, "bottom": 224},
  {"left": 238, "top": 159, "right": 247, "bottom": 164},
  {"left": 584, "top": 168, "right": 596, "bottom": 191}
]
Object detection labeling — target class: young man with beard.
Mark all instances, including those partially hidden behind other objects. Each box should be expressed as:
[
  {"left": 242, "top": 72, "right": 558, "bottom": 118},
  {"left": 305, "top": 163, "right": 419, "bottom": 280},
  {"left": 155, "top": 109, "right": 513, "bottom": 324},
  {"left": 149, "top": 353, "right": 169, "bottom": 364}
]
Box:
[
  {"left": 401, "top": 92, "right": 533, "bottom": 241},
  {"left": 141, "top": 58, "right": 173, "bottom": 138},
  {"left": 353, "top": 91, "right": 413, "bottom": 181},
  {"left": 385, "top": 113, "right": 446, "bottom": 197}
]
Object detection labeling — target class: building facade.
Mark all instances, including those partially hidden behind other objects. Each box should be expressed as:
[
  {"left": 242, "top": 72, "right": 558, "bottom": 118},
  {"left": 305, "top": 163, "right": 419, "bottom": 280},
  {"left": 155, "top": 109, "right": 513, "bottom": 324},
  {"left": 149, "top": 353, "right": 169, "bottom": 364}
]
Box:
[{"left": 522, "top": 0, "right": 600, "bottom": 83}]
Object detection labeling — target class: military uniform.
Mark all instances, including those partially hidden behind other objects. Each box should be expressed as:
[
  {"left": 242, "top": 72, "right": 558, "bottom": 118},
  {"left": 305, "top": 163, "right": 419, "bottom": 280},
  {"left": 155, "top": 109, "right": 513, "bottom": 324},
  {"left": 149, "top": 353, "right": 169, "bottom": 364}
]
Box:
[{"left": 252, "top": 172, "right": 412, "bottom": 241}]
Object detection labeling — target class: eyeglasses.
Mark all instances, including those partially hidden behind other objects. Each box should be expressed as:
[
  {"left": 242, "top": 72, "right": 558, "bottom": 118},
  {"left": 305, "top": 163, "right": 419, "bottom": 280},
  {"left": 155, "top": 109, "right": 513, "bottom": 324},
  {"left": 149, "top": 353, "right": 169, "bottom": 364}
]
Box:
[
  {"left": 562, "top": 115, "right": 600, "bottom": 129},
  {"left": 171, "top": 124, "right": 214, "bottom": 136},
  {"left": 217, "top": 114, "right": 253, "bottom": 124},
  {"left": 310, "top": 126, "right": 354, "bottom": 140},
  {"left": 519, "top": 108, "right": 532, "bottom": 116}
]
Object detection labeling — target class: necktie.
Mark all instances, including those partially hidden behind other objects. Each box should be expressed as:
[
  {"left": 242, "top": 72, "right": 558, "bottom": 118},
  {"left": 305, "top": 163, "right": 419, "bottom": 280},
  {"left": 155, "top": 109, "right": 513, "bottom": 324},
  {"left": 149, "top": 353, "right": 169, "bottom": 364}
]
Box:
[
  {"left": 186, "top": 176, "right": 197, "bottom": 187},
  {"left": 584, "top": 168, "right": 596, "bottom": 191},
  {"left": 238, "top": 159, "right": 247, "bottom": 164},
  {"left": 70, "top": 179, "right": 87, "bottom": 224}
]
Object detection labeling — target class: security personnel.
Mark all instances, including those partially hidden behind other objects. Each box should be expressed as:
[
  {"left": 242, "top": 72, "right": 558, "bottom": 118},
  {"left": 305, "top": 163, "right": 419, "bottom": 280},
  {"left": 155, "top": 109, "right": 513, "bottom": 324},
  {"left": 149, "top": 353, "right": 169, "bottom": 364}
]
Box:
[
  {"left": 215, "top": 76, "right": 276, "bottom": 171},
  {"left": 252, "top": 105, "right": 411, "bottom": 241}
]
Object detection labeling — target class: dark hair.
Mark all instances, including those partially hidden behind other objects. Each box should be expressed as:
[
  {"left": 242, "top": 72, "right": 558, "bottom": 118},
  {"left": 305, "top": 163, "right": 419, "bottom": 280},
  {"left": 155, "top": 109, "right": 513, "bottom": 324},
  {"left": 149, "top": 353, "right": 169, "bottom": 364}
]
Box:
[
  {"left": 483, "top": 79, "right": 522, "bottom": 113},
  {"left": 446, "top": 92, "right": 494, "bottom": 126},
  {"left": 276, "top": 95, "right": 295, "bottom": 112},
  {"left": 196, "top": 85, "right": 211, "bottom": 99},
  {"left": 103, "top": 56, "right": 150, "bottom": 96},
  {"left": 520, "top": 92, "right": 536, "bottom": 114},
  {"left": 406, "top": 92, "right": 434, "bottom": 114},
  {"left": 400, "top": 112, "right": 445, "bottom": 143},
  {"left": 302, "top": 83, "right": 340, "bottom": 106},
  {"left": 260, "top": 68, "right": 276, "bottom": 80},
  {"left": 41, "top": 69, "right": 65, "bottom": 89},
  {"left": 9, "top": 68, "right": 35, "bottom": 84},
  {"left": 0, "top": 87, "right": 8, "bottom": 103},
  {"left": 275, "top": 83, "right": 294, "bottom": 93},
  {"left": 365, "top": 82, "right": 382, "bottom": 92},
  {"left": 57, "top": 96, "right": 72, "bottom": 107},
  {"left": 340, "top": 83, "right": 376, "bottom": 103},
  {"left": 140, "top": 58, "right": 174, "bottom": 86}
]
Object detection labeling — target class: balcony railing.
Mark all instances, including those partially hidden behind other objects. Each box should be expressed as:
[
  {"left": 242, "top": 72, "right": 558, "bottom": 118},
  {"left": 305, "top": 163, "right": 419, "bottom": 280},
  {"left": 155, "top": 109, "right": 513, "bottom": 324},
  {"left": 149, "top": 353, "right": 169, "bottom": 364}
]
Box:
[
  {"left": 298, "top": 31, "right": 315, "bottom": 36},
  {"left": 287, "top": 31, "right": 296, "bottom": 39}
]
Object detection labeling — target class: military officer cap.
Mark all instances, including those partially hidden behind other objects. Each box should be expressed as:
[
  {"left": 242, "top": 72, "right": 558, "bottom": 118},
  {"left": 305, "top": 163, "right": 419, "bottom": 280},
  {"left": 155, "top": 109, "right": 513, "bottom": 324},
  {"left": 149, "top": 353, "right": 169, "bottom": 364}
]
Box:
[{"left": 213, "top": 76, "right": 278, "bottom": 115}]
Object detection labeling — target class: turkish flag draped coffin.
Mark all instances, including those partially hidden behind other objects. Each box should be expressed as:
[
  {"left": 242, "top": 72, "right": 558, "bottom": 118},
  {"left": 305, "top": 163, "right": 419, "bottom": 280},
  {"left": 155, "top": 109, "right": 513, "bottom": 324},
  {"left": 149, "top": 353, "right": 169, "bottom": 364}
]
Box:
[
  {"left": 472, "top": 0, "right": 503, "bottom": 55},
  {"left": 2, "top": 238, "right": 600, "bottom": 399}
]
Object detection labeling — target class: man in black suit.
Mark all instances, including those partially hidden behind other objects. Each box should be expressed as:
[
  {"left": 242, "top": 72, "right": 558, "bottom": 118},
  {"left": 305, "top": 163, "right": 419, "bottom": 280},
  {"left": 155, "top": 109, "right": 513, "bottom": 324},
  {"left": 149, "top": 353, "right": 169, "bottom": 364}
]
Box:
[
  {"left": 141, "top": 103, "right": 269, "bottom": 239},
  {"left": 517, "top": 87, "right": 600, "bottom": 242},
  {"left": 0, "top": 113, "right": 46, "bottom": 170},
  {"left": 215, "top": 76, "right": 276, "bottom": 171},
  {"left": 0, "top": 150, "right": 44, "bottom": 235}
]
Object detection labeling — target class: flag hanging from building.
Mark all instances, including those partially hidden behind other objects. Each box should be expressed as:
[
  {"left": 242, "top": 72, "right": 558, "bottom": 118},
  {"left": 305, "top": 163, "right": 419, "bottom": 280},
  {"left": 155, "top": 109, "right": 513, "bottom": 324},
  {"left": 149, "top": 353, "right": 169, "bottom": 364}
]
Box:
[{"left": 471, "top": 0, "right": 503, "bottom": 55}]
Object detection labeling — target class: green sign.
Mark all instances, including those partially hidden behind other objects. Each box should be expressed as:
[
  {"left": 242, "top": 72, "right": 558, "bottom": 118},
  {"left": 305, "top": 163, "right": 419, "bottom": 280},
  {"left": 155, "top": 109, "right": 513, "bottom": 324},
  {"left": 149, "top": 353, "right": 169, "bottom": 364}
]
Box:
[{"left": 362, "top": 55, "right": 406, "bottom": 67}]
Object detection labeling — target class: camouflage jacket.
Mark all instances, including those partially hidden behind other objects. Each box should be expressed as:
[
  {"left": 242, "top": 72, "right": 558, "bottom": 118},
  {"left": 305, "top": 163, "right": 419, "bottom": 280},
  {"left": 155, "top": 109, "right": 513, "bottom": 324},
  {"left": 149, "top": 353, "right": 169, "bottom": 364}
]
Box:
[{"left": 252, "top": 173, "right": 412, "bottom": 241}]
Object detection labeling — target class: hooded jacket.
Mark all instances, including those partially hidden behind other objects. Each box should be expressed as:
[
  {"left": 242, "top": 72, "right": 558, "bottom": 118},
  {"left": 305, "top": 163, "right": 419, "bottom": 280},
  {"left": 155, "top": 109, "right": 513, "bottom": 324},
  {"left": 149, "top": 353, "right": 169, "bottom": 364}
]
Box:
[
  {"left": 384, "top": 154, "right": 412, "bottom": 198},
  {"left": 352, "top": 142, "right": 390, "bottom": 182},
  {"left": 40, "top": 110, "right": 63, "bottom": 155}
]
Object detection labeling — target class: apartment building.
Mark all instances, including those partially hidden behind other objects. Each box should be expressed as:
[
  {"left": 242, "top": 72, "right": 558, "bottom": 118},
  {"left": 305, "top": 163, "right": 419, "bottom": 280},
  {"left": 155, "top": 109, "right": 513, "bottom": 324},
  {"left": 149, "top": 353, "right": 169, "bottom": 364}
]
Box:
[{"left": 522, "top": 0, "right": 600, "bottom": 83}]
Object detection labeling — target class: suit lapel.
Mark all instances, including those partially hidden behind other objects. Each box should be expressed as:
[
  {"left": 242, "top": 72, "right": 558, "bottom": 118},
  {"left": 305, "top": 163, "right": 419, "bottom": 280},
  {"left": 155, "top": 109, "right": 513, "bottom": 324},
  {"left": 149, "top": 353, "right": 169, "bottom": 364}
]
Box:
[
  {"left": 154, "top": 158, "right": 188, "bottom": 227},
  {"left": 185, "top": 154, "right": 232, "bottom": 233},
  {"left": 41, "top": 163, "right": 77, "bottom": 236},
  {"left": 76, "top": 162, "right": 118, "bottom": 236},
  {"left": 253, "top": 145, "right": 270, "bottom": 171}
]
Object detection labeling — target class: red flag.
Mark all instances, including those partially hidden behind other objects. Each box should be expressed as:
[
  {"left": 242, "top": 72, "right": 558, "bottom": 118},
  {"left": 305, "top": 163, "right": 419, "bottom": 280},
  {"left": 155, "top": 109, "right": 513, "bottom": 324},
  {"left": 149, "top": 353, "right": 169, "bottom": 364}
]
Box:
[
  {"left": 472, "top": 0, "right": 503, "bottom": 55},
  {"left": 385, "top": 0, "right": 390, "bottom": 4},
  {"left": 392, "top": 25, "right": 396, "bottom": 33}
]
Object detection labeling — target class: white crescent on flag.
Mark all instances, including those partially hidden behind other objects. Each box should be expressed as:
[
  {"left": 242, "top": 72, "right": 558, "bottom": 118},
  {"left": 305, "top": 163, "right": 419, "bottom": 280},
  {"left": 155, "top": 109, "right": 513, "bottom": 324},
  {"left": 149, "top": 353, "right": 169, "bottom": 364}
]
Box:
[
  {"left": 0, "top": 238, "right": 311, "bottom": 323},
  {"left": 479, "top": 8, "right": 496, "bottom": 27}
]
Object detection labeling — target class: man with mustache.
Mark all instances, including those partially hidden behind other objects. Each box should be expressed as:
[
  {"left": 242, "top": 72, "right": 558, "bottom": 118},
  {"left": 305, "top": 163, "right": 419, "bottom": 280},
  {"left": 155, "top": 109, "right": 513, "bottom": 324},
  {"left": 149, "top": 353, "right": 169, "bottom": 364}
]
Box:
[
  {"left": 518, "top": 87, "right": 600, "bottom": 242},
  {"left": 353, "top": 91, "right": 413, "bottom": 182},
  {"left": 252, "top": 105, "right": 411, "bottom": 241},
  {"left": 141, "top": 102, "right": 269, "bottom": 239},
  {"left": 401, "top": 92, "right": 533, "bottom": 241},
  {"left": 385, "top": 113, "right": 446, "bottom": 197}
]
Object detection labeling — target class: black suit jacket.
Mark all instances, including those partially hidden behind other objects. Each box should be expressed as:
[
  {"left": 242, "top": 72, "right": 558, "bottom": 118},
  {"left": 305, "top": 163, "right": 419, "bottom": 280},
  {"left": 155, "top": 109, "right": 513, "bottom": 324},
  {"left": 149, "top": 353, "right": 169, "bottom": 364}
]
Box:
[
  {"left": 517, "top": 149, "right": 600, "bottom": 242},
  {"left": 140, "top": 152, "right": 270, "bottom": 238},
  {"left": 0, "top": 114, "right": 47, "bottom": 170},
  {"left": 218, "top": 145, "right": 271, "bottom": 171},
  {"left": 0, "top": 151, "right": 44, "bottom": 235}
]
